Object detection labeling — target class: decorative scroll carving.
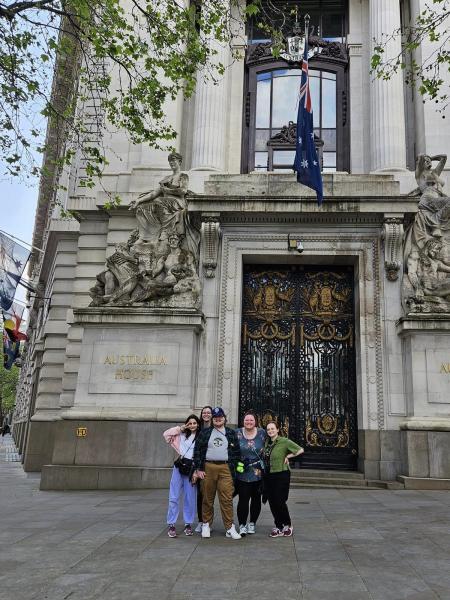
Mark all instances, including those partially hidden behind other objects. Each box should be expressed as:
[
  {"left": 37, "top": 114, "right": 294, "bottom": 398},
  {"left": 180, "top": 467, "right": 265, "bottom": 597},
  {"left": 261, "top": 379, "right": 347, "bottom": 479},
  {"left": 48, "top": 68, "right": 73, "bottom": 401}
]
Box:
[
  {"left": 403, "top": 154, "right": 450, "bottom": 313},
  {"left": 319, "top": 41, "right": 347, "bottom": 61},
  {"left": 246, "top": 38, "right": 348, "bottom": 66},
  {"left": 383, "top": 217, "right": 404, "bottom": 281},
  {"left": 201, "top": 216, "right": 221, "bottom": 278},
  {"left": 246, "top": 42, "right": 273, "bottom": 65},
  {"left": 89, "top": 153, "right": 201, "bottom": 309}
]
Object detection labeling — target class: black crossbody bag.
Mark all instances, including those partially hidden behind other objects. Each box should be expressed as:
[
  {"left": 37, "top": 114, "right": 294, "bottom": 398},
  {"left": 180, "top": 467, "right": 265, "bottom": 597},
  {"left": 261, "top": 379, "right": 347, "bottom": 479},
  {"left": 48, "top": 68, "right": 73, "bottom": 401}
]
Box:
[{"left": 174, "top": 437, "right": 195, "bottom": 476}]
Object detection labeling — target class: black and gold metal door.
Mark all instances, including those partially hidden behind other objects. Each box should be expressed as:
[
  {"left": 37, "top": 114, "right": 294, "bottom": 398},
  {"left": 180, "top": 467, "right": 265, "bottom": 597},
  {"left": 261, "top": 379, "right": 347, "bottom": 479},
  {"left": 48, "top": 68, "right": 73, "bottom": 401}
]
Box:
[{"left": 239, "top": 265, "right": 357, "bottom": 470}]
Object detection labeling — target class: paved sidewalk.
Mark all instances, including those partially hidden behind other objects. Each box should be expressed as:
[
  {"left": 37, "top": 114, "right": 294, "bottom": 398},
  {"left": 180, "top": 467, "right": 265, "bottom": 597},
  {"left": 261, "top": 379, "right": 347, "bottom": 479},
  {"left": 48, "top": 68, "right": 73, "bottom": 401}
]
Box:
[{"left": 1, "top": 448, "right": 450, "bottom": 600}]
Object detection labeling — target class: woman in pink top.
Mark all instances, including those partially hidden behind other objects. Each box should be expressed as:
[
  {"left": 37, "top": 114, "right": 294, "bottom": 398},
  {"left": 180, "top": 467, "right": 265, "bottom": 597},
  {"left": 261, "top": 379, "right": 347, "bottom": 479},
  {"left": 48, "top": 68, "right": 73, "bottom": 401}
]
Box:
[{"left": 163, "top": 414, "right": 200, "bottom": 537}]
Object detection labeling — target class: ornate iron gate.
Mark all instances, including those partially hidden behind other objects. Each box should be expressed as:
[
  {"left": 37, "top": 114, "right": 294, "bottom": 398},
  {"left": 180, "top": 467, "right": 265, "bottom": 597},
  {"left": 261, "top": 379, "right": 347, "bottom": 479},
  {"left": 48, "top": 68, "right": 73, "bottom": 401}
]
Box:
[{"left": 239, "top": 265, "right": 357, "bottom": 470}]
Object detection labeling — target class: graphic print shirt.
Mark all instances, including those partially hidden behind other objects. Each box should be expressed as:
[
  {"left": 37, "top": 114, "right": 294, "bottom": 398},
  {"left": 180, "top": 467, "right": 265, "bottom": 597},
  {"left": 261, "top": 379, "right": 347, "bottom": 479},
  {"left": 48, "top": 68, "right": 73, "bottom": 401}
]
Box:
[{"left": 205, "top": 428, "right": 229, "bottom": 461}]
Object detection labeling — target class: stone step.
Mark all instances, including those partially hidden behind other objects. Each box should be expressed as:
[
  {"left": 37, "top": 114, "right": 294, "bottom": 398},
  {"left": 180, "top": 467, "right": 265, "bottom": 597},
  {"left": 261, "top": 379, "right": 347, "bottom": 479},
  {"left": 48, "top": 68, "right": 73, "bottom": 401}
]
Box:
[
  {"left": 291, "top": 482, "right": 378, "bottom": 490},
  {"left": 291, "top": 469, "right": 365, "bottom": 480},
  {"left": 291, "top": 477, "right": 370, "bottom": 487},
  {"left": 291, "top": 480, "right": 404, "bottom": 490},
  {"left": 288, "top": 470, "right": 405, "bottom": 490}
]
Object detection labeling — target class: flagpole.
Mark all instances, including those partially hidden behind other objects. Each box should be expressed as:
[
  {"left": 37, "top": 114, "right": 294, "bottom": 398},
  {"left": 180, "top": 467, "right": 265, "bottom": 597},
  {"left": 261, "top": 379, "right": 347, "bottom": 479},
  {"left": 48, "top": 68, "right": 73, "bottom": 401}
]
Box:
[{"left": 0, "top": 229, "right": 44, "bottom": 254}]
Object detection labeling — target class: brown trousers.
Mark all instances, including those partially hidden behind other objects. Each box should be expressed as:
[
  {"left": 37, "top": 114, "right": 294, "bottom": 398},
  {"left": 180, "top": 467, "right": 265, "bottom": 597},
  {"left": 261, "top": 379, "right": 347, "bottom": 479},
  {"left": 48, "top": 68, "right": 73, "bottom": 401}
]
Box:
[{"left": 202, "top": 462, "right": 234, "bottom": 530}]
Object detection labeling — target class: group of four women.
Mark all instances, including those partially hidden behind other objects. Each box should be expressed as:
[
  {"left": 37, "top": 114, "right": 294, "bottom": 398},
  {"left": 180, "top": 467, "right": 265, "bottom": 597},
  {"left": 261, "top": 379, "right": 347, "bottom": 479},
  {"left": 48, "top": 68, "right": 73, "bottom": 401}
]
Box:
[{"left": 163, "top": 406, "right": 304, "bottom": 539}]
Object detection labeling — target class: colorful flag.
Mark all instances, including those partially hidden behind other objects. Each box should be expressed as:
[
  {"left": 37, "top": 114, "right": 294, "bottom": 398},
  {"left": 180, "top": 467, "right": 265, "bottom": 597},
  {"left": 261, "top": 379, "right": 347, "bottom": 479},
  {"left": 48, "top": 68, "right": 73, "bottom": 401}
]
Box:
[
  {"left": 2, "top": 329, "right": 20, "bottom": 370},
  {"left": 293, "top": 34, "right": 323, "bottom": 205},
  {"left": 2, "top": 301, "right": 28, "bottom": 343},
  {"left": 0, "top": 232, "right": 30, "bottom": 310}
]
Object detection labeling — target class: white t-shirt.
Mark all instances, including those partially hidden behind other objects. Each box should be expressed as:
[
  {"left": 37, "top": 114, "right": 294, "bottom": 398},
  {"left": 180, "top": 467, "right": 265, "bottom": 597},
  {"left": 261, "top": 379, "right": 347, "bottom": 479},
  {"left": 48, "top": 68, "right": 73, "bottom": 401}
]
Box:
[{"left": 179, "top": 434, "right": 196, "bottom": 459}]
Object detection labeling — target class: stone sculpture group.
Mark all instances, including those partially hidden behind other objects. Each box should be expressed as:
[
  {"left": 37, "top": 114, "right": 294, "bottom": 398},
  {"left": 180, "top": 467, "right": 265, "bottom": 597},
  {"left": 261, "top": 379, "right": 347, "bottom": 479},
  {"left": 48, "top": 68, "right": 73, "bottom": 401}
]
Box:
[
  {"left": 89, "top": 153, "right": 201, "bottom": 309},
  {"left": 403, "top": 154, "right": 450, "bottom": 313},
  {"left": 89, "top": 150, "right": 450, "bottom": 315}
]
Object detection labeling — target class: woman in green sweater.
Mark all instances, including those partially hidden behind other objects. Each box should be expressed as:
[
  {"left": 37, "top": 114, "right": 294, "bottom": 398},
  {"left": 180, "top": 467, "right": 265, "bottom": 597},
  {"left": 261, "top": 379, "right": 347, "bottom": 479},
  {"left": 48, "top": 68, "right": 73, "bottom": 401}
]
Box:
[{"left": 263, "top": 421, "right": 304, "bottom": 537}]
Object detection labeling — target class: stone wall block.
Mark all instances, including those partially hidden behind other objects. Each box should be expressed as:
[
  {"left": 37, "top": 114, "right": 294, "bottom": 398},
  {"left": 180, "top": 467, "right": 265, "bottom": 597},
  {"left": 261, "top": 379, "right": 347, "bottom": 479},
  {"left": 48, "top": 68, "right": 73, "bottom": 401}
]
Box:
[
  {"left": 379, "top": 460, "right": 402, "bottom": 481},
  {"left": 364, "top": 430, "right": 381, "bottom": 461},
  {"left": 63, "top": 421, "right": 176, "bottom": 468},
  {"left": 380, "top": 430, "right": 402, "bottom": 461},
  {"left": 406, "top": 430, "right": 430, "bottom": 477},
  {"left": 23, "top": 421, "right": 56, "bottom": 472},
  {"left": 429, "top": 432, "right": 450, "bottom": 479},
  {"left": 363, "top": 459, "right": 380, "bottom": 480}
]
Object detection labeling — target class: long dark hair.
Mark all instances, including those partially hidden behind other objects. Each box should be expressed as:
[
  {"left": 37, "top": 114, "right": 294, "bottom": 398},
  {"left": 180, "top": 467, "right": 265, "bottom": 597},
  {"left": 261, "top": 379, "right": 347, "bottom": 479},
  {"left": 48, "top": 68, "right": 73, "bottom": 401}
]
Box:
[
  {"left": 199, "top": 405, "right": 213, "bottom": 429},
  {"left": 184, "top": 414, "right": 201, "bottom": 439}
]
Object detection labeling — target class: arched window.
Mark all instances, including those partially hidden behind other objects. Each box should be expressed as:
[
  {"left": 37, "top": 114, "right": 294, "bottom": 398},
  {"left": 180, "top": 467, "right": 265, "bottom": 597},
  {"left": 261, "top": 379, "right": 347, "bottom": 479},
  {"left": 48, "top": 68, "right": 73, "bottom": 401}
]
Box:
[
  {"left": 254, "top": 67, "right": 338, "bottom": 172},
  {"left": 242, "top": 1, "right": 349, "bottom": 174}
]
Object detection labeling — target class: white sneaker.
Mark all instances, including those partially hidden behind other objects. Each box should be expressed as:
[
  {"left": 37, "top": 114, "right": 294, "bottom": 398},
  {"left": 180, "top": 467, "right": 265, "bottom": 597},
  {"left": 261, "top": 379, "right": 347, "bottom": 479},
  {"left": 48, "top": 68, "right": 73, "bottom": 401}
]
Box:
[
  {"left": 195, "top": 522, "right": 203, "bottom": 533},
  {"left": 239, "top": 524, "right": 247, "bottom": 536},
  {"left": 201, "top": 522, "right": 211, "bottom": 538},
  {"left": 247, "top": 522, "right": 256, "bottom": 534},
  {"left": 225, "top": 524, "right": 242, "bottom": 540}
]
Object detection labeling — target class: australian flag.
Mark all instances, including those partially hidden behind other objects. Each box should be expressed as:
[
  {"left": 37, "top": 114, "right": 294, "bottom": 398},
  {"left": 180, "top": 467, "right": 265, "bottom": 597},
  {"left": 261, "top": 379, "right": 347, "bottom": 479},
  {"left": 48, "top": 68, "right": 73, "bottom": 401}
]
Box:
[{"left": 293, "top": 36, "right": 323, "bottom": 205}]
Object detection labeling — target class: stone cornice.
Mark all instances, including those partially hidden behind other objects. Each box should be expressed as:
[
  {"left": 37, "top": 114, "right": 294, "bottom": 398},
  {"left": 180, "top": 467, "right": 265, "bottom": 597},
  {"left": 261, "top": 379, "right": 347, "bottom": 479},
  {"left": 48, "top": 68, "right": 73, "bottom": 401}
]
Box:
[
  {"left": 187, "top": 196, "right": 418, "bottom": 215},
  {"left": 73, "top": 307, "right": 205, "bottom": 330}
]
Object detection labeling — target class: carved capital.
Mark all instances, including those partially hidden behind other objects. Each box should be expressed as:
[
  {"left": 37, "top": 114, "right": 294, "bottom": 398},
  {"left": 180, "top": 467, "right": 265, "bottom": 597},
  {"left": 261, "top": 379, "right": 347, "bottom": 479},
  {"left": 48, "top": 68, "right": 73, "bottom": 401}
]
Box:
[
  {"left": 201, "top": 215, "right": 221, "bottom": 278},
  {"left": 383, "top": 217, "right": 404, "bottom": 281}
]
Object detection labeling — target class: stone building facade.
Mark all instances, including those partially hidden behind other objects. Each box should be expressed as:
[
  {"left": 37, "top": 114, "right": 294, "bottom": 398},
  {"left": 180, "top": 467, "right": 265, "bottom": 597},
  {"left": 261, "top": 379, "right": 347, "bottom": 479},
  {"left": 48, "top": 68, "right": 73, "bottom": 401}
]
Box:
[{"left": 13, "top": 0, "right": 450, "bottom": 489}]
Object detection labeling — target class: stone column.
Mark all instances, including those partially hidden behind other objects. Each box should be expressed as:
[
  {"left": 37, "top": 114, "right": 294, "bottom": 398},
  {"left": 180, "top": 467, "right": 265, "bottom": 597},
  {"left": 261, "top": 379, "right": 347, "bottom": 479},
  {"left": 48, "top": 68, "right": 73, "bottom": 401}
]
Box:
[
  {"left": 369, "top": 0, "right": 407, "bottom": 171},
  {"left": 191, "top": 41, "right": 230, "bottom": 171}
]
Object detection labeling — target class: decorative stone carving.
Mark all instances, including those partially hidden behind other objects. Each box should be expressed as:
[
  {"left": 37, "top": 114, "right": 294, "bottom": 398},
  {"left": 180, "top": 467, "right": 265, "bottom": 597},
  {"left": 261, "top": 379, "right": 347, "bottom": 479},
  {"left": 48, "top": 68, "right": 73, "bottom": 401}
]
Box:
[
  {"left": 90, "top": 153, "right": 201, "bottom": 309},
  {"left": 201, "top": 216, "right": 221, "bottom": 278},
  {"left": 268, "top": 122, "right": 297, "bottom": 145},
  {"left": 246, "top": 37, "right": 348, "bottom": 66},
  {"left": 383, "top": 217, "right": 404, "bottom": 281},
  {"left": 403, "top": 154, "right": 450, "bottom": 313},
  {"left": 129, "top": 152, "right": 200, "bottom": 259}
]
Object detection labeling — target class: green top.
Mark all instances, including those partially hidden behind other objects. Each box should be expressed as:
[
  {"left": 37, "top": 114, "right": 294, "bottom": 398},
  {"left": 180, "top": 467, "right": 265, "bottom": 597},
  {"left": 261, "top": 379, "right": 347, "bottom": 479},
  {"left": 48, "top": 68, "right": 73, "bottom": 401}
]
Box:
[{"left": 264, "top": 436, "right": 302, "bottom": 473}]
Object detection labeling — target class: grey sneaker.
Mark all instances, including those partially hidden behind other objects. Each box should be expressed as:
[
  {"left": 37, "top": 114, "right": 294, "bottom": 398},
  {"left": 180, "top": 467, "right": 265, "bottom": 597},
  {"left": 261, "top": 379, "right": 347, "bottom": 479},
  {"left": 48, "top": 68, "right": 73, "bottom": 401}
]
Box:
[
  {"left": 225, "top": 524, "right": 242, "bottom": 539},
  {"left": 239, "top": 524, "right": 247, "bottom": 536},
  {"left": 247, "top": 522, "right": 256, "bottom": 534},
  {"left": 194, "top": 522, "right": 203, "bottom": 533}
]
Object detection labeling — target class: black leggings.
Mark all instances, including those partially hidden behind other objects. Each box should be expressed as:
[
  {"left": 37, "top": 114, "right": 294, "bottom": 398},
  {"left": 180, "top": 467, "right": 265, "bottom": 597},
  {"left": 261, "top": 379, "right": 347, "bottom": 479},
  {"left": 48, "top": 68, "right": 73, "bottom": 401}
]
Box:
[
  {"left": 265, "top": 470, "right": 291, "bottom": 529},
  {"left": 236, "top": 480, "right": 262, "bottom": 525}
]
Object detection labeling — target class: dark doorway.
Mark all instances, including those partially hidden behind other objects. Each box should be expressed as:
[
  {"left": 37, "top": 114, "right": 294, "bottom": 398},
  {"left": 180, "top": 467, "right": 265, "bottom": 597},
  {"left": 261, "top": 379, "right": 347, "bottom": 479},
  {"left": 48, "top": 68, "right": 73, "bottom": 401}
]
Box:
[{"left": 239, "top": 265, "right": 357, "bottom": 470}]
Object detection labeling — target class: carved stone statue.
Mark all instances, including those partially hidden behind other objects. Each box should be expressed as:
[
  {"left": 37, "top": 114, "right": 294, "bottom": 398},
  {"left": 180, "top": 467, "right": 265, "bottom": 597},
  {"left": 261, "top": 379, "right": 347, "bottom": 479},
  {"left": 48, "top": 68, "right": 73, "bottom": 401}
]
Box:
[
  {"left": 403, "top": 154, "right": 450, "bottom": 313},
  {"left": 129, "top": 152, "right": 200, "bottom": 262},
  {"left": 89, "top": 230, "right": 140, "bottom": 306},
  {"left": 89, "top": 154, "right": 202, "bottom": 309}
]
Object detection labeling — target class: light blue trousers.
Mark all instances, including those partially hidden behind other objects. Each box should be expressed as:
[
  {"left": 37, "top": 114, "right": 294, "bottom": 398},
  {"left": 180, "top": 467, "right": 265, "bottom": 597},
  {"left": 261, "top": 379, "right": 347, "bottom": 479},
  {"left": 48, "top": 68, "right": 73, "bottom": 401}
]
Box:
[{"left": 167, "top": 466, "right": 197, "bottom": 525}]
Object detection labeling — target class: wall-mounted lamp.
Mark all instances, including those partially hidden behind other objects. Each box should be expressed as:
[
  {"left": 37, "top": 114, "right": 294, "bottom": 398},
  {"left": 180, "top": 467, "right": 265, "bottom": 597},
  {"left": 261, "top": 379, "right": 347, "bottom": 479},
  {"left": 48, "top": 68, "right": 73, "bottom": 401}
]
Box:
[{"left": 288, "top": 235, "right": 304, "bottom": 253}]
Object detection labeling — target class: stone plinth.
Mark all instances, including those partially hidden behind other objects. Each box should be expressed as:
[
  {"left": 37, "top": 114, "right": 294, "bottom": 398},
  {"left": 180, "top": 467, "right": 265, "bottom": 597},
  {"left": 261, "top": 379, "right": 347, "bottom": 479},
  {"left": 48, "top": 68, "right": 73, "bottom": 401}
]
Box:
[
  {"left": 399, "top": 419, "right": 450, "bottom": 489},
  {"left": 396, "top": 316, "right": 450, "bottom": 415},
  {"left": 71, "top": 307, "right": 203, "bottom": 412},
  {"left": 396, "top": 316, "right": 450, "bottom": 487},
  {"left": 39, "top": 307, "right": 204, "bottom": 490}
]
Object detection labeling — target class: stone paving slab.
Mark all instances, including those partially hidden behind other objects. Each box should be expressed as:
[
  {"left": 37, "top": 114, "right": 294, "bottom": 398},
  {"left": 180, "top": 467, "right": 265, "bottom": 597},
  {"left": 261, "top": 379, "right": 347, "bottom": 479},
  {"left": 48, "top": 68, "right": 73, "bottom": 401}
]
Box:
[{"left": 1, "top": 441, "right": 450, "bottom": 599}]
